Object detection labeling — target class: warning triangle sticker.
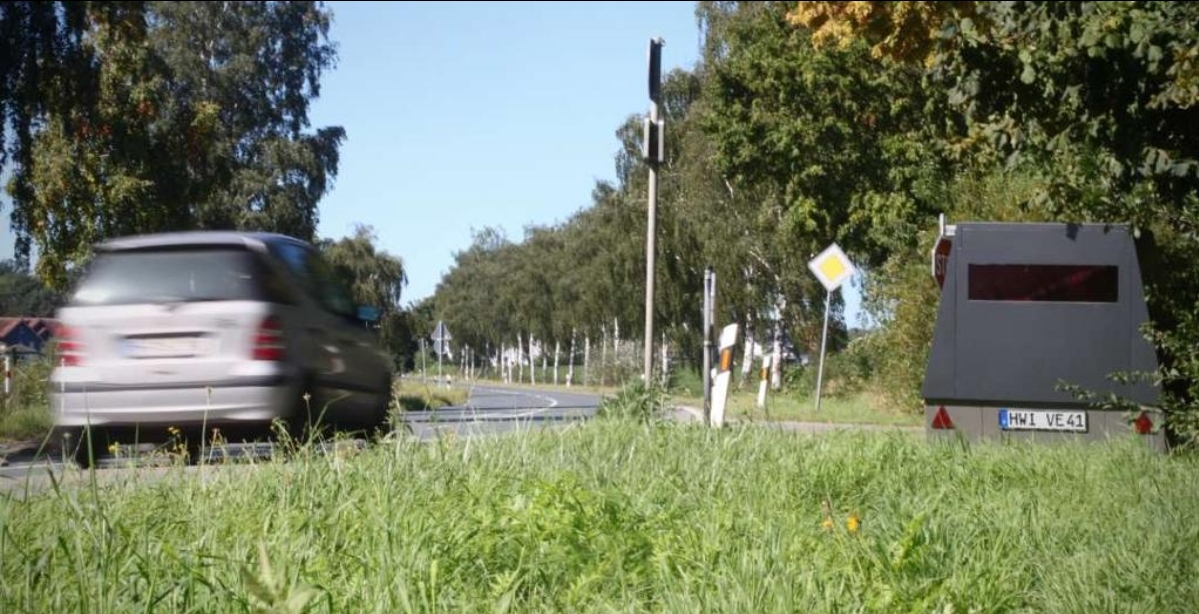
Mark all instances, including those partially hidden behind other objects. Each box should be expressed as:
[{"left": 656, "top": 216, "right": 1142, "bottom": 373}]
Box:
[
  {"left": 1134, "top": 411, "right": 1153, "bottom": 435},
  {"left": 931, "top": 406, "right": 954, "bottom": 430}
]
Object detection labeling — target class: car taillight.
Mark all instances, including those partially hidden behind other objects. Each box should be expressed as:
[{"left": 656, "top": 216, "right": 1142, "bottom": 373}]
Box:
[
  {"left": 57, "top": 327, "right": 84, "bottom": 366},
  {"left": 252, "top": 316, "right": 286, "bottom": 361}
]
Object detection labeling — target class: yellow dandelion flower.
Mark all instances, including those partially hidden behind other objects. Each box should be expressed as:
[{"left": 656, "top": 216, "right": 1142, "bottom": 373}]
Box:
[
  {"left": 108, "top": 442, "right": 120, "bottom": 455},
  {"left": 847, "top": 512, "right": 861, "bottom": 534},
  {"left": 821, "top": 517, "right": 835, "bottom": 531}
]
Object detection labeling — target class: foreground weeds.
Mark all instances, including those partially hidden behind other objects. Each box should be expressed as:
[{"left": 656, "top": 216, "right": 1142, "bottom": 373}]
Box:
[{"left": 2, "top": 422, "right": 1197, "bottom": 613}]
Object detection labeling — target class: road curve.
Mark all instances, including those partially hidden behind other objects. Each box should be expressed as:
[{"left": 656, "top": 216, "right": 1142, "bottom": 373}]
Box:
[{"left": 400, "top": 384, "right": 602, "bottom": 440}]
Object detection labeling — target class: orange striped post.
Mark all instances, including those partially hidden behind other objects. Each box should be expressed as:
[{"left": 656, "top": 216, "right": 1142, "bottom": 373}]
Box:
[{"left": 709, "top": 323, "right": 739, "bottom": 428}]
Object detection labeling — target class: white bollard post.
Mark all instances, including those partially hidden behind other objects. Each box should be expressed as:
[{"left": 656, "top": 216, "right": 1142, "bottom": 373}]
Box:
[
  {"left": 660, "top": 331, "right": 668, "bottom": 386},
  {"left": 710, "top": 324, "right": 739, "bottom": 428},
  {"left": 756, "top": 354, "right": 773, "bottom": 410}
]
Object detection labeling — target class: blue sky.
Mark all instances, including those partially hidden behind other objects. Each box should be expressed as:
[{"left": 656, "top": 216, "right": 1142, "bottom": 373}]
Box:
[
  {"left": 1, "top": 1, "right": 866, "bottom": 326},
  {"left": 307, "top": 1, "right": 707, "bottom": 303}
]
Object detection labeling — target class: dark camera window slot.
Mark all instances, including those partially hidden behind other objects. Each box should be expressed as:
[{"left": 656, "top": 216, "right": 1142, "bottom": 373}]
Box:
[{"left": 968, "top": 264, "right": 1118, "bottom": 302}]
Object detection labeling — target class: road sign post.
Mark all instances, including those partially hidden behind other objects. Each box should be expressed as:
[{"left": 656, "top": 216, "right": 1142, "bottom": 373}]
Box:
[
  {"left": 644, "top": 37, "right": 665, "bottom": 385},
  {"left": 807, "top": 243, "right": 856, "bottom": 412},
  {"left": 702, "top": 267, "right": 714, "bottom": 421},
  {"left": 931, "top": 213, "right": 955, "bottom": 289},
  {"left": 420, "top": 338, "right": 427, "bottom": 383},
  {"left": 431, "top": 321, "right": 452, "bottom": 388}
]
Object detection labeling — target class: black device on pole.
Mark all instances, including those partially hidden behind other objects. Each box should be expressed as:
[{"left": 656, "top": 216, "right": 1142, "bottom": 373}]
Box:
[
  {"left": 648, "top": 38, "right": 663, "bottom": 103},
  {"left": 643, "top": 117, "right": 664, "bottom": 164},
  {"left": 643, "top": 37, "right": 665, "bottom": 385}
]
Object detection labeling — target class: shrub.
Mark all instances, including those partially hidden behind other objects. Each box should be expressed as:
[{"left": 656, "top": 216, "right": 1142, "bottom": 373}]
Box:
[{"left": 596, "top": 380, "right": 667, "bottom": 424}]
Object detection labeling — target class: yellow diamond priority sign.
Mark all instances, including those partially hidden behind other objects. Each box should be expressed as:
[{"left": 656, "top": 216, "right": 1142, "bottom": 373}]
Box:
[{"left": 808, "top": 243, "right": 856, "bottom": 292}]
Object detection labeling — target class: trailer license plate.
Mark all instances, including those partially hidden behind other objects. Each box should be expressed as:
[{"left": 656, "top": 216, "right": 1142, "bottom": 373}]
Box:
[{"left": 999, "top": 409, "right": 1087, "bottom": 433}]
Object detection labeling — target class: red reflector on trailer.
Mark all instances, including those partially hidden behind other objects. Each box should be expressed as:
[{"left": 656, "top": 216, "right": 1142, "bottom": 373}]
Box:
[
  {"left": 931, "top": 406, "right": 955, "bottom": 430},
  {"left": 1134, "top": 411, "right": 1154, "bottom": 435}
]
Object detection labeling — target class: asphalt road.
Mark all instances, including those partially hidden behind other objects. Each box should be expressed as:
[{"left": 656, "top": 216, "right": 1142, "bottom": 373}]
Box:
[
  {"left": 403, "top": 383, "right": 600, "bottom": 439},
  {"left": 0, "top": 383, "right": 603, "bottom": 493}
]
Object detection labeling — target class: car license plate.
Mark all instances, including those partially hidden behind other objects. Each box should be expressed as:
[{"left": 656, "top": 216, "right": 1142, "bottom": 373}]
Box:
[
  {"left": 123, "top": 336, "right": 208, "bottom": 358},
  {"left": 999, "top": 408, "right": 1088, "bottom": 433}
]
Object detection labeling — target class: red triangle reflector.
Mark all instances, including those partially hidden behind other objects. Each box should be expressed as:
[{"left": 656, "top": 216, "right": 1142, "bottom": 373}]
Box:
[
  {"left": 1134, "top": 411, "right": 1153, "bottom": 435},
  {"left": 931, "top": 406, "right": 954, "bottom": 430}
]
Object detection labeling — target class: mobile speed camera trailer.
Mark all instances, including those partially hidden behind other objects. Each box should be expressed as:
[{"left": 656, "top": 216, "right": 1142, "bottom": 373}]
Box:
[{"left": 921, "top": 217, "right": 1166, "bottom": 450}]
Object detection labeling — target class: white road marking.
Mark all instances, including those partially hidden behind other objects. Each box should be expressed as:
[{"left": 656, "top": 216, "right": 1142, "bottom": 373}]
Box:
[{"left": 462, "top": 386, "right": 559, "bottom": 420}]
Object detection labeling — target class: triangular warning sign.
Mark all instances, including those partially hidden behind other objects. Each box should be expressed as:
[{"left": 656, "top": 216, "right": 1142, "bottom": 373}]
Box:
[
  {"left": 931, "top": 406, "right": 954, "bottom": 430},
  {"left": 1134, "top": 411, "right": 1154, "bottom": 435}
]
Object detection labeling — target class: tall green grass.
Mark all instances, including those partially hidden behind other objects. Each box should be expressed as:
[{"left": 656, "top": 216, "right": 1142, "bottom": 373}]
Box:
[
  {"left": 394, "top": 378, "right": 469, "bottom": 412},
  {"left": 727, "top": 389, "right": 923, "bottom": 426},
  {"left": 670, "top": 388, "right": 923, "bottom": 427},
  {"left": 0, "top": 358, "right": 54, "bottom": 441},
  {"left": 2, "top": 422, "right": 1196, "bottom": 612}
]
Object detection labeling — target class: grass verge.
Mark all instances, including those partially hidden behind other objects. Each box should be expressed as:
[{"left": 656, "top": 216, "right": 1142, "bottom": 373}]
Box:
[
  {"left": 2, "top": 421, "right": 1196, "bottom": 612},
  {"left": 671, "top": 388, "right": 922, "bottom": 427},
  {"left": 394, "top": 378, "right": 470, "bottom": 412}
]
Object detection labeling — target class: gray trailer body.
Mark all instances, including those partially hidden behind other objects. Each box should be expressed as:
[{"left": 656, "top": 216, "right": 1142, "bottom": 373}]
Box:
[{"left": 921, "top": 222, "right": 1164, "bottom": 449}]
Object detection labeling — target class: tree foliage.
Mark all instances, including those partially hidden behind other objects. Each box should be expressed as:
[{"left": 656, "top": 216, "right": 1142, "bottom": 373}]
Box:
[
  {"left": 318, "top": 224, "right": 406, "bottom": 313},
  {"left": 318, "top": 224, "right": 408, "bottom": 368},
  {"left": 791, "top": 1, "right": 1199, "bottom": 441},
  {"left": 789, "top": 1, "right": 981, "bottom": 65},
  {"left": 0, "top": 261, "right": 62, "bottom": 317},
  {"left": 2, "top": 1, "right": 343, "bottom": 290}
]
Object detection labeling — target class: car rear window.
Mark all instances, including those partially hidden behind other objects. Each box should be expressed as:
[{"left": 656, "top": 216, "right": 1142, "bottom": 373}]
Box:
[{"left": 71, "top": 247, "right": 292, "bottom": 306}]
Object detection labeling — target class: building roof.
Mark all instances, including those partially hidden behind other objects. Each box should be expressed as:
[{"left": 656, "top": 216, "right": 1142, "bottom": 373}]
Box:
[
  {"left": 0, "top": 319, "right": 24, "bottom": 339},
  {"left": 0, "top": 317, "right": 63, "bottom": 344}
]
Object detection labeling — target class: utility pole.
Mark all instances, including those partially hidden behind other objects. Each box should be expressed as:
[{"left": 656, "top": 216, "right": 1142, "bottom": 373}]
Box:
[
  {"left": 702, "top": 267, "right": 713, "bottom": 419},
  {"left": 643, "top": 37, "right": 665, "bottom": 384}
]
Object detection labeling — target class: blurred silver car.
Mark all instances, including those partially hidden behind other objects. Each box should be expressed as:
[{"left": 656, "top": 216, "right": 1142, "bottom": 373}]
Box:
[{"left": 50, "top": 231, "right": 394, "bottom": 465}]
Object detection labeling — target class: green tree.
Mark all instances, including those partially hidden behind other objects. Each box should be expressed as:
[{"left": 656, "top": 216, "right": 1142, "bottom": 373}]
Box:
[
  {"left": 1, "top": 2, "right": 91, "bottom": 257},
  {"left": 318, "top": 224, "right": 408, "bottom": 365},
  {"left": 318, "top": 225, "right": 407, "bottom": 313},
  {"left": 792, "top": 1, "right": 1199, "bottom": 440},
  {"left": 434, "top": 226, "right": 518, "bottom": 354},
  {"left": 0, "top": 260, "right": 62, "bottom": 316},
  {"left": 4, "top": 1, "right": 343, "bottom": 290},
  {"left": 695, "top": 1, "right": 948, "bottom": 357}
]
